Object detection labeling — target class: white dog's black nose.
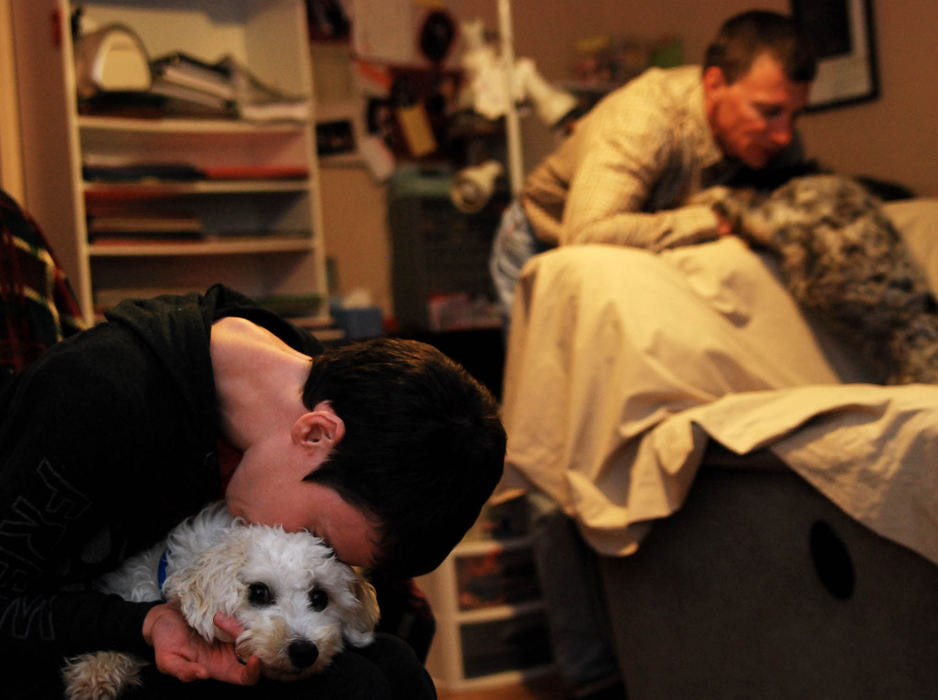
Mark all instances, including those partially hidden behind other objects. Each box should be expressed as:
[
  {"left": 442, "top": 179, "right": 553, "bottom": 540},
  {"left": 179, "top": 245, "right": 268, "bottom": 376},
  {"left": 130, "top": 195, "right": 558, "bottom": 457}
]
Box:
[{"left": 288, "top": 640, "right": 319, "bottom": 668}]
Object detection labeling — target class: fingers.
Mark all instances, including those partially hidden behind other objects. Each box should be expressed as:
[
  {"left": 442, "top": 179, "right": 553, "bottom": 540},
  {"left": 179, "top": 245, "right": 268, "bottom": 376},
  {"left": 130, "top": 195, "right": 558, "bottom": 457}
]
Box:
[
  {"left": 157, "top": 643, "right": 261, "bottom": 686},
  {"left": 212, "top": 611, "right": 244, "bottom": 642},
  {"left": 714, "top": 211, "right": 735, "bottom": 237},
  {"left": 148, "top": 607, "right": 260, "bottom": 686},
  {"left": 160, "top": 657, "right": 211, "bottom": 683},
  {"left": 238, "top": 656, "right": 262, "bottom": 685}
]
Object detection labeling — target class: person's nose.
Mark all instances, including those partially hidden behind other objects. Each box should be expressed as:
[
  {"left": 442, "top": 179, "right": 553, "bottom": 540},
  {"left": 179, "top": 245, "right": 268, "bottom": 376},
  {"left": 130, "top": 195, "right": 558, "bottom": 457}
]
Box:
[{"left": 768, "top": 117, "right": 794, "bottom": 148}]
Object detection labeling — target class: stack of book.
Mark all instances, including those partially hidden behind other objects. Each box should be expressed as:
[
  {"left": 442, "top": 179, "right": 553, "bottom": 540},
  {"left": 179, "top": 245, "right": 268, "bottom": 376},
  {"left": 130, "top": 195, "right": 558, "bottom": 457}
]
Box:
[
  {"left": 150, "top": 52, "right": 237, "bottom": 117},
  {"left": 148, "top": 52, "right": 311, "bottom": 122},
  {"left": 86, "top": 209, "right": 204, "bottom": 243}
]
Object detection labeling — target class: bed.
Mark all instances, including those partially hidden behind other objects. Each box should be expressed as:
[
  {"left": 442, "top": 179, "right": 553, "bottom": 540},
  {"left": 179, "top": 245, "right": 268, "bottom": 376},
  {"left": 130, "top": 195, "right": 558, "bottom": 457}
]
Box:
[{"left": 495, "top": 197, "right": 938, "bottom": 696}]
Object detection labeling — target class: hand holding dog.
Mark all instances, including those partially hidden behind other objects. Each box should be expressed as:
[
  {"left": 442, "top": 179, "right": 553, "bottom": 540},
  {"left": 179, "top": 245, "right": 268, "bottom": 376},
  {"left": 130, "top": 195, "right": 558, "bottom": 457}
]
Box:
[
  {"left": 143, "top": 603, "right": 261, "bottom": 685},
  {"left": 714, "top": 210, "right": 735, "bottom": 237}
]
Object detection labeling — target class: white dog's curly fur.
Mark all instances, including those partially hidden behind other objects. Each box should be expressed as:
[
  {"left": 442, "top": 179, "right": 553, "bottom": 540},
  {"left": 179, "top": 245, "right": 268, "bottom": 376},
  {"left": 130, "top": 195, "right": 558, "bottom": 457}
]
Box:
[
  {"left": 62, "top": 502, "right": 380, "bottom": 699},
  {"left": 694, "top": 174, "right": 938, "bottom": 384}
]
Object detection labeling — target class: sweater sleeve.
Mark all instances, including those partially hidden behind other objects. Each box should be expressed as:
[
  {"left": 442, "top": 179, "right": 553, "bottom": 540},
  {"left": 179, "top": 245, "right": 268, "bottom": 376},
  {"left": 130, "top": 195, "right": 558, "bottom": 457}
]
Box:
[
  {"left": 0, "top": 328, "right": 187, "bottom": 661},
  {"left": 559, "top": 80, "right": 720, "bottom": 251},
  {"left": 0, "top": 364, "right": 163, "bottom": 659}
]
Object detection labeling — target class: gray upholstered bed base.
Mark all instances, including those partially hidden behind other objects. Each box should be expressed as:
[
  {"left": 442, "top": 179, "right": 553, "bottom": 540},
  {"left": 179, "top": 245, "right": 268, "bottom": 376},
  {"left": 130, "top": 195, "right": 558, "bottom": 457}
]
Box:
[{"left": 600, "top": 462, "right": 938, "bottom": 698}]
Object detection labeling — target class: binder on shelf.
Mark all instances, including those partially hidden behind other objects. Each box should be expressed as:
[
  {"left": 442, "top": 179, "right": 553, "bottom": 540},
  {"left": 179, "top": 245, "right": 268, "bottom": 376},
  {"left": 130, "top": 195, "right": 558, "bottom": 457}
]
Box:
[
  {"left": 201, "top": 165, "right": 309, "bottom": 180},
  {"left": 87, "top": 211, "right": 204, "bottom": 241},
  {"left": 150, "top": 52, "right": 236, "bottom": 100},
  {"left": 146, "top": 51, "right": 311, "bottom": 123},
  {"left": 149, "top": 78, "right": 236, "bottom": 115},
  {"left": 82, "top": 162, "right": 204, "bottom": 182}
]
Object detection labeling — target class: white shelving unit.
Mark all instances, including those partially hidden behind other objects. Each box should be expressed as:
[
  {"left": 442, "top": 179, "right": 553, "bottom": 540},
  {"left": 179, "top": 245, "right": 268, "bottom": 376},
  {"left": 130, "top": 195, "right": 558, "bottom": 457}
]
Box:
[
  {"left": 11, "top": 0, "right": 328, "bottom": 325},
  {"left": 417, "top": 500, "right": 555, "bottom": 691}
]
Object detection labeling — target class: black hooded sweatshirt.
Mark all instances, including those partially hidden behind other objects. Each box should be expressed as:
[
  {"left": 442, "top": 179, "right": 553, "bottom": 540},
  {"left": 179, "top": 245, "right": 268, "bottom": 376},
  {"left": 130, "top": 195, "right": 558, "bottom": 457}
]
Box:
[{"left": 0, "top": 284, "right": 322, "bottom": 683}]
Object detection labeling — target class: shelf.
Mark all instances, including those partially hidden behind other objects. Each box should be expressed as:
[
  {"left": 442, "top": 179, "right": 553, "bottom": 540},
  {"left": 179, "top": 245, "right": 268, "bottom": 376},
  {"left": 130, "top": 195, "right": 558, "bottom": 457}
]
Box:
[
  {"left": 78, "top": 115, "right": 308, "bottom": 135},
  {"left": 10, "top": 0, "right": 327, "bottom": 325},
  {"left": 456, "top": 599, "right": 545, "bottom": 625},
  {"left": 89, "top": 235, "right": 313, "bottom": 257},
  {"left": 83, "top": 180, "right": 311, "bottom": 197},
  {"left": 436, "top": 664, "right": 557, "bottom": 694},
  {"left": 452, "top": 535, "right": 531, "bottom": 557},
  {"left": 420, "top": 494, "right": 554, "bottom": 690}
]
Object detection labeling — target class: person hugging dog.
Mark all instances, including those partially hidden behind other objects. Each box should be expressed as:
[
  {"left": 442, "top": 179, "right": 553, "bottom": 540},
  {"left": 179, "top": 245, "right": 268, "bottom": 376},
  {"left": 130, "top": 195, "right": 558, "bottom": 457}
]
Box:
[{"left": 0, "top": 284, "right": 506, "bottom": 699}]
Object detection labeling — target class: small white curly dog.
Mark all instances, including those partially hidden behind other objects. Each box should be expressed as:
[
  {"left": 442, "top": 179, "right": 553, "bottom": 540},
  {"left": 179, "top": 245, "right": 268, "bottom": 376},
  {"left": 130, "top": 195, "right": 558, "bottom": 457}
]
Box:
[{"left": 62, "top": 501, "right": 380, "bottom": 699}]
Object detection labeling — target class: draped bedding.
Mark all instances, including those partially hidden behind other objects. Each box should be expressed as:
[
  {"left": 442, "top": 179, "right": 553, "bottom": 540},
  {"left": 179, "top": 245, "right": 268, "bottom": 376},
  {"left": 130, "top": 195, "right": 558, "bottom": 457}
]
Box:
[{"left": 496, "top": 199, "right": 938, "bottom": 566}]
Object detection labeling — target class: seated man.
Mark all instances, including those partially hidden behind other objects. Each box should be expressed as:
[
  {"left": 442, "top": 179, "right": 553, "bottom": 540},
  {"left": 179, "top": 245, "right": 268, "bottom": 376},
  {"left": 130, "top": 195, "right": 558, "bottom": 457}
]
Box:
[
  {"left": 492, "top": 9, "right": 816, "bottom": 315},
  {"left": 0, "top": 284, "right": 506, "bottom": 698},
  {"left": 491, "top": 10, "right": 817, "bottom": 698}
]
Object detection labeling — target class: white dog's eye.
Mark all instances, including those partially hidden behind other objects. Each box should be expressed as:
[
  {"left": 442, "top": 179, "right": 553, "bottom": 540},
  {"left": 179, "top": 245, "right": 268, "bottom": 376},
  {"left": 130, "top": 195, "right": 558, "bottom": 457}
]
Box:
[
  {"left": 309, "top": 586, "right": 328, "bottom": 612},
  {"left": 248, "top": 582, "right": 274, "bottom": 606}
]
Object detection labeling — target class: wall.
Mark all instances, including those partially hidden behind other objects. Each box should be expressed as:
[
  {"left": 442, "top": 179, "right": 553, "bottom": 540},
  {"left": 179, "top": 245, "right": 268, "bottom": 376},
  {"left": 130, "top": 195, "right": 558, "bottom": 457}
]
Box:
[
  {"left": 319, "top": 163, "right": 393, "bottom": 314},
  {"left": 503, "top": 0, "right": 937, "bottom": 197},
  {"left": 0, "top": 0, "right": 24, "bottom": 200},
  {"left": 799, "top": 0, "right": 938, "bottom": 194},
  {"left": 321, "top": 0, "right": 938, "bottom": 316}
]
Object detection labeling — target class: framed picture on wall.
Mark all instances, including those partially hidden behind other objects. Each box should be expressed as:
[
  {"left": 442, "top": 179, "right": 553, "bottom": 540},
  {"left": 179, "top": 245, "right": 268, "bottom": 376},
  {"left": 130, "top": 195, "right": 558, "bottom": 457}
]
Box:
[{"left": 790, "top": 0, "right": 879, "bottom": 111}]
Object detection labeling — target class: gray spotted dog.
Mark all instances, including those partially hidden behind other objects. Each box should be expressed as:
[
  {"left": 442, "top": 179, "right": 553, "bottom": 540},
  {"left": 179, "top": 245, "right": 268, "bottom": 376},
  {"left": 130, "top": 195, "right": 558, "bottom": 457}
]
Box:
[{"left": 695, "top": 174, "right": 938, "bottom": 384}]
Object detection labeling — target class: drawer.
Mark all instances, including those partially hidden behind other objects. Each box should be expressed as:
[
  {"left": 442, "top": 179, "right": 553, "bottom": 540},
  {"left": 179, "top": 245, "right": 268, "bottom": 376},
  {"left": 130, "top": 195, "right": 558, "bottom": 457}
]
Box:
[{"left": 460, "top": 610, "right": 553, "bottom": 678}]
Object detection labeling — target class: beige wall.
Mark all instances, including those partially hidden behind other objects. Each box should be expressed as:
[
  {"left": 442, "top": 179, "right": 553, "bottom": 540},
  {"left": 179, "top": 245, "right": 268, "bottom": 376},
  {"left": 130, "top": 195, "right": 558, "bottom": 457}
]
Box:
[
  {"left": 323, "top": 0, "right": 938, "bottom": 316},
  {"left": 799, "top": 0, "right": 938, "bottom": 195},
  {"left": 454, "top": 0, "right": 937, "bottom": 195},
  {"left": 0, "top": 0, "right": 24, "bottom": 200},
  {"left": 319, "top": 163, "right": 393, "bottom": 314}
]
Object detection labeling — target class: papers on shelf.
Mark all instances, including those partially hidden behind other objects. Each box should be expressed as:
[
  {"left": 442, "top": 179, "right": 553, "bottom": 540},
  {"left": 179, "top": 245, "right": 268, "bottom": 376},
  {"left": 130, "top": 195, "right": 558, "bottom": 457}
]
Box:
[
  {"left": 86, "top": 210, "right": 204, "bottom": 242},
  {"left": 148, "top": 51, "right": 311, "bottom": 122},
  {"left": 78, "top": 49, "right": 312, "bottom": 123},
  {"left": 149, "top": 78, "right": 236, "bottom": 115},
  {"left": 81, "top": 157, "right": 309, "bottom": 184},
  {"left": 82, "top": 162, "right": 203, "bottom": 182},
  {"left": 150, "top": 52, "right": 236, "bottom": 101},
  {"left": 200, "top": 165, "right": 309, "bottom": 180}
]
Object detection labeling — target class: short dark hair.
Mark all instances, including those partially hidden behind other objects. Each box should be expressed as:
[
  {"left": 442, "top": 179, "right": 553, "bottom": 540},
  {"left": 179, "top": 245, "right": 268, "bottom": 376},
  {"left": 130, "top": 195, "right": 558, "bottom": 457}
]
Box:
[
  {"left": 301, "top": 337, "right": 506, "bottom": 577},
  {"left": 704, "top": 10, "right": 817, "bottom": 84}
]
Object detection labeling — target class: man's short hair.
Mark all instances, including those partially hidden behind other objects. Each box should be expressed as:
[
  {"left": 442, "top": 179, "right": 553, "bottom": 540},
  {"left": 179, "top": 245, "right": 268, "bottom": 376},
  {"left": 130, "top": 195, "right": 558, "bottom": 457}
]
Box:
[
  {"left": 301, "top": 337, "right": 506, "bottom": 577},
  {"left": 704, "top": 10, "right": 817, "bottom": 84}
]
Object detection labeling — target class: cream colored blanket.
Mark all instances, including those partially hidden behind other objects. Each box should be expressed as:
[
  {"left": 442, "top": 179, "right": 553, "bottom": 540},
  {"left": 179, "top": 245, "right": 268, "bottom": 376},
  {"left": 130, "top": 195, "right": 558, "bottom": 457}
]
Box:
[{"left": 498, "top": 199, "right": 938, "bottom": 566}]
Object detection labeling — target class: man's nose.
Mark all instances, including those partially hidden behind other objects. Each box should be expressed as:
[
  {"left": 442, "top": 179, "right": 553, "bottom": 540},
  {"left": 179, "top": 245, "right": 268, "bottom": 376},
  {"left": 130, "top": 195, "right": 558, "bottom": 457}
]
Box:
[{"left": 769, "top": 118, "right": 794, "bottom": 147}]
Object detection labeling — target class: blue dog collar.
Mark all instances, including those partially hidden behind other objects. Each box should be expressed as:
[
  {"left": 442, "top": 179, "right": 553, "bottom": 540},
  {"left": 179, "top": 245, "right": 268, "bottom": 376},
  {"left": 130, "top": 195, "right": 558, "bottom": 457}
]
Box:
[{"left": 157, "top": 548, "right": 170, "bottom": 598}]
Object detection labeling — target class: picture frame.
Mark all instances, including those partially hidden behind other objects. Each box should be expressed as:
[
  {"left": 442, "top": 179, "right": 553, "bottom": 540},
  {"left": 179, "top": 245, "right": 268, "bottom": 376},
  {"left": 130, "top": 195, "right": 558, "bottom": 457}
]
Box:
[{"left": 791, "top": 0, "right": 879, "bottom": 111}]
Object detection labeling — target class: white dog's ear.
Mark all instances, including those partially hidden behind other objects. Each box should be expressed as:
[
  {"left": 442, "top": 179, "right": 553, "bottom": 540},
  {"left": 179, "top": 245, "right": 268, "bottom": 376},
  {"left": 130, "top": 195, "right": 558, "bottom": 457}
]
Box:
[
  {"left": 344, "top": 576, "right": 381, "bottom": 647},
  {"left": 163, "top": 533, "right": 249, "bottom": 641}
]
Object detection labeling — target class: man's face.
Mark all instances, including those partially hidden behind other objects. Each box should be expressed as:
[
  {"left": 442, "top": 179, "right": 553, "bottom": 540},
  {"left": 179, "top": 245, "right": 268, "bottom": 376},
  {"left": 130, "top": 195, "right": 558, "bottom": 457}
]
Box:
[
  {"left": 225, "top": 441, "right": 381, "bottom": 568},
  {"left": 704, "top": 52, "right": 811, "bottom": 169}
]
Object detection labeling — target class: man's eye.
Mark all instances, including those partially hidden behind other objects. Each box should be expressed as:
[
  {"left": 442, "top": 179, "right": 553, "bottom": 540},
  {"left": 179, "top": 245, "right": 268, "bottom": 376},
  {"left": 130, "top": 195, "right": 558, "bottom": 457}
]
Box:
[
  {"left": 248, "top": 582, "right": 273, "bottom": 606},
  {"left": 309, "top": 586, "right": 328, "bottom": 612},
  {"left": 757, "top": 105, "right": 784, "bottom": 119}
]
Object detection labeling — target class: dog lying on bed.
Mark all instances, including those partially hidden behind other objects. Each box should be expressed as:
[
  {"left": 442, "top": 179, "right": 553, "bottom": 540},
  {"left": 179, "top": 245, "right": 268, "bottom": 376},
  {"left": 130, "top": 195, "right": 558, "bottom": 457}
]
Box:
[
  {"left": 694, "top": 174, "right": 938, "bottom": 384},
  {"left": 62, "top": 502, "right": 380, "bottom": 699}
]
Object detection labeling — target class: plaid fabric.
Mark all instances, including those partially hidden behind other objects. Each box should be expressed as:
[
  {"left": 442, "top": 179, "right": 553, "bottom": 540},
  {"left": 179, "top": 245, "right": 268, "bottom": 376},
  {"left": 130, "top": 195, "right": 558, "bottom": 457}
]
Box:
[{"left": 1, "top": 190, "right": 85, "bottom": 382}]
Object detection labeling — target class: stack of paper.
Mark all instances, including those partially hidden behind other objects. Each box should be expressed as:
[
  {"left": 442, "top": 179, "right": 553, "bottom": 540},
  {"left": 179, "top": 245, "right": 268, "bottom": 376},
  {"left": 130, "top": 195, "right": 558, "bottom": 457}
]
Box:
[
  {"left": 149, "top": 52, "right": 236, "bottom": 115},
  {"left": 147, "top": 52, "right": 311, "bottom": 122},
  {"left": 86, "top": 210, "right": 204, "bottom": 242}
]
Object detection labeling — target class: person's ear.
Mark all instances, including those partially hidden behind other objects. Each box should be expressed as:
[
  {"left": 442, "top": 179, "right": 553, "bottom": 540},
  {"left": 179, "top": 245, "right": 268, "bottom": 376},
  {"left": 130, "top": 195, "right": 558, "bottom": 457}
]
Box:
[
  {"left": 291, "top": 401, "right": 345, "bottom": 455},
  {"left": 703, "top": 65, "right": 727, "bottom": 96}
]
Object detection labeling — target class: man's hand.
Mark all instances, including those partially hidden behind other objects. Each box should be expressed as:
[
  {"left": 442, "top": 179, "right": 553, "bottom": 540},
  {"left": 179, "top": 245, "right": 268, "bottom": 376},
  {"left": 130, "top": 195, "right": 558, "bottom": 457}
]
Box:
[
  {"left": 714, "top": 210, "right": 735, "bottom": 237},
  {"left": 142, "top": 603, "right": 261, "bottom": 685}
]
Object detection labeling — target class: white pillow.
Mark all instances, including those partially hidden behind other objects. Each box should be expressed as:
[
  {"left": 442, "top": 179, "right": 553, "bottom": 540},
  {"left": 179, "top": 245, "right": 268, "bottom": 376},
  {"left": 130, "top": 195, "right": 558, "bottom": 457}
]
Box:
[{"left": 884, "top": 198, "right": 938, "bottom": 295}]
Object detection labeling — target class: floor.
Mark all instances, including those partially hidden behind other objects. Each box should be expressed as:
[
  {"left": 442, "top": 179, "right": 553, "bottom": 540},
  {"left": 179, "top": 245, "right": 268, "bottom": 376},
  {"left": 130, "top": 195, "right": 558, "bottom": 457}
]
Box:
[{"left": 436, "top": 675, "right": 567, "bottom": 700}]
